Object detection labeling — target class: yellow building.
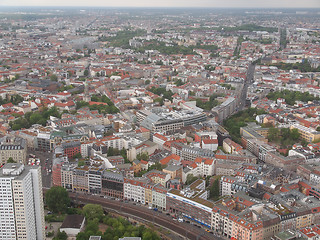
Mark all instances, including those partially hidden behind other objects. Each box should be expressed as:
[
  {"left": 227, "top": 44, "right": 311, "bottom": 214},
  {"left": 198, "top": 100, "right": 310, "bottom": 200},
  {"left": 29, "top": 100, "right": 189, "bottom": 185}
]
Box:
[
  {"left": 296, "top": 212, "right": 312, "bottom": 229},
  {"left": 290, "top": 124, "right": 320, "bottom": 142}
]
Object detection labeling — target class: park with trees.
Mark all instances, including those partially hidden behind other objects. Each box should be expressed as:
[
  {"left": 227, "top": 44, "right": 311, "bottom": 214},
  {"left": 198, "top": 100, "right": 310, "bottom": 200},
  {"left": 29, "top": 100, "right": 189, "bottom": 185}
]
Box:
[
  {"left": 44, "top": 186, "right": 160, "bottom": 240},
  {"left": 267, "top": 90, "right": 319, "bottom": 106},
  {"left": 76, "top": 94, "right": 119, "bottom": 114},
  {"left": 195, "top": 95, "right": 221, "bottom": 111},
  {"left": 9, "top": 106, "right": 61, "bottom": 130},
  {"left": 223, "top": 108, "right": 267, "bottom": 143}
]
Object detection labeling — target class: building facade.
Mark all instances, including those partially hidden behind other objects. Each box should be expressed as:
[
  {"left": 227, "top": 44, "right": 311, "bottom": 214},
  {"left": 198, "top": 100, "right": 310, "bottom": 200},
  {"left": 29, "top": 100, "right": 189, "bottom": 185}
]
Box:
[{"left": 0, "top": 164, "right": 45, "bottom": 240}]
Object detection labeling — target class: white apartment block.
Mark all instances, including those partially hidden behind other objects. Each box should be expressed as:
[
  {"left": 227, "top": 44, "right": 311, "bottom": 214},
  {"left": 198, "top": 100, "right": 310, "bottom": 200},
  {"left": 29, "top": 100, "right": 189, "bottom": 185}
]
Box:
[
  {"left": 124, "top": 178, "right": 147, "bottom": 204},
  {"left": 80, "top": 142, "right": 94, "bottom": 158},
  {"left": 151, "top": 186, "right": 167, "bottom": 210},
  {"left": 194, "top": 158, "right": 215, "bottom": 177},
  {"left": 0, "top": 163, "right": 45, "bottom": 240},
  {"left": 310, "top": 172, "right": 320, "bottom": 185},
  {"left": 220, "top": 176, "right": 237, "bottom": 196}
]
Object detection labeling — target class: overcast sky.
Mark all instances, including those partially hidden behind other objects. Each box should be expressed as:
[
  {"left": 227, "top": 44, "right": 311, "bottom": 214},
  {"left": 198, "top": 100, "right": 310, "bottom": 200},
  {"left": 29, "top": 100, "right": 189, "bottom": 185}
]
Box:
[{"left": 0, "top": 0, "right": 319, "bottom": 8}]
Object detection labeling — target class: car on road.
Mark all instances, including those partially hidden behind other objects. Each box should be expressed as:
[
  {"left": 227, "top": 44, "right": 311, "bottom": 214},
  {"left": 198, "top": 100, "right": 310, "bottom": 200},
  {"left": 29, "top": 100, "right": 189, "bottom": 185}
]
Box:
[
  {"left": 178, "top": 218, "right": 183, "bottom": 223},
  {"left": 148, "top": 206, "right": 153, "bottom": 210}
]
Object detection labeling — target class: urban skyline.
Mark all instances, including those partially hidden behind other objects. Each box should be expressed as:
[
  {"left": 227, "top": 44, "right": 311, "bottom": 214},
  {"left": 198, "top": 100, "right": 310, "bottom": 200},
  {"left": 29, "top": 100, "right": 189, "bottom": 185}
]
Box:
[
  {"left": 0, "top": 0, "right": 319, "bottom": 8},
  {"left": 0, "top": 5, "right": 319, "bottom": 240}
]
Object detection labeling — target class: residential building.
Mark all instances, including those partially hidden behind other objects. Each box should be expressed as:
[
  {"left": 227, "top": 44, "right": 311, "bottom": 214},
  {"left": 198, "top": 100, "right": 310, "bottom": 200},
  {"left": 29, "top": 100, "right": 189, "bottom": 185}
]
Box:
[
  {"left": 124, "top": 177, "right": 148, "bottom": 204},
  {"left": 62, "top": 141, "right": 81, "bottom": 159},
  {"left": 0, "top": 137, "right": 27, "bottom": 165},
  {"left": 152, "top": 184, "right": 167, "bottom": 210},
  {"left": 0, "top": 163, "right": 45, "bottom": 240},
  {"left": 290, "top": 124, "right": 320, "bottom": 143},
  {"left": 127, "top": 140, "right": 158, "bottom": 161}
]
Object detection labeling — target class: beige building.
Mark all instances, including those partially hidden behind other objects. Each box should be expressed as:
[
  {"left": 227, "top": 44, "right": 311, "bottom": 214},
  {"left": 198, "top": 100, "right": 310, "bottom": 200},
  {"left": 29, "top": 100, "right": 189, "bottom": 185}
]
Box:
[
  {"left": 127, "top": 140, "right": 158, "bottom": 161},
  {"left": 73, "top": 166, "right": 89, "bottom": 192},
  {"left": 61, "top": 165, "right": 74, "bottom": 190},
  {"left": 0, "top": 136, "right": 27, "bottom": 165}
]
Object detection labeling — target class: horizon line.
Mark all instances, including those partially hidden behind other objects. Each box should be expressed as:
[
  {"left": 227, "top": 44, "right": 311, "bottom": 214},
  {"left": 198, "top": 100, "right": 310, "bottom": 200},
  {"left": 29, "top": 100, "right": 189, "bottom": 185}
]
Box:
[{"left": 0, "top": 6, "right": 320, "bottom": 9}]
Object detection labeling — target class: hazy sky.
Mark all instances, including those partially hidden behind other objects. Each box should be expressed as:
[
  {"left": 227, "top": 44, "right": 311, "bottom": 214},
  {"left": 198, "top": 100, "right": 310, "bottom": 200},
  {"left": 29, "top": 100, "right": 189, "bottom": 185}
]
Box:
[{"left": 0, "top": 0, "right": 319, "bottom": 8}]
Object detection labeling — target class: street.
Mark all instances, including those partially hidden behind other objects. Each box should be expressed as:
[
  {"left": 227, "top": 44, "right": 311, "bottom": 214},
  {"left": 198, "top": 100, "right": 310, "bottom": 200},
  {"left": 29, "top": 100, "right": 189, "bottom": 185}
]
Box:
[{"left": 30, "top": 150, "right": 53, "bottom": 188}]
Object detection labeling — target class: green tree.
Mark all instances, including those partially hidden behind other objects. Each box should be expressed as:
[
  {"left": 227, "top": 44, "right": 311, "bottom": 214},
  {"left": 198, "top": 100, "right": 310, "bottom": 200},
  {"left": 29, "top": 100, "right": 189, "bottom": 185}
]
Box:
[
  {"left": 148, "top": 162, "right": 166, "bottom": 171},
  {"left": 7, "top": 157, "right": 15, "bottom": 163},
  {"left": 30, "top": 113, "right": 42, "bottom": 125},
  {"left": 83, "top": 204, "right": 104, "bottom": 221},
  {"left": 14, "top": 74, "right": 20, "bottom": 80},
  {"left": 186, "top": 174, "right": 198, "bottom": 185},
  {"left": 53, "top": 231, "right": 68, "bottom": 240},
  {"left": 210, "top": 178, "right": 220, "bottom": 200},
  {"left": 136, "top": 152, "right": 149, "bottom": 161},
  {"left": 78, "top": 160, "right": 85, "bottom": 167},
  {"left": 174, "top": 79, "right": 184, "bottom": 86},
  {"left": 120, "top": 148, "right": 129, "bottom": 163},
  {"left": 50, "top": 74, "right": 58, "bottom": 82},
  {"left": 145, "top": 80, "right": 151, "bottom": 85},
  {"left": 107, "top": 147, "right": 114, "bottom": 156},
  {"left": 73, "top": 153, "right": 82, "bottom": 160},
  {"left": 268, "top": 127, "right": 280, "bottom": 142},
  {"left": 45, "top": 186, "right": 70, "bottom": 214},
  {"left": 290, "top": 128, "right": 300, "bottom": 141},
  {"left": 84, "top": 69, "right": 89, "bottom": 76},
  {"left": 76, "top": 101, "right": 89, "bottom": 110}
]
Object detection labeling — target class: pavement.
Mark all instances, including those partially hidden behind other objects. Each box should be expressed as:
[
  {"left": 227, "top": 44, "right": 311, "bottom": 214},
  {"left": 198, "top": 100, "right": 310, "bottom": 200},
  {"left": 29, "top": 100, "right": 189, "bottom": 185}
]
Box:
[
  {"left": 44, "top": 210, "right": 63, "bottom": 240},
  {"left": 29, "top": 150, "right": 53, "bottom": 188}
]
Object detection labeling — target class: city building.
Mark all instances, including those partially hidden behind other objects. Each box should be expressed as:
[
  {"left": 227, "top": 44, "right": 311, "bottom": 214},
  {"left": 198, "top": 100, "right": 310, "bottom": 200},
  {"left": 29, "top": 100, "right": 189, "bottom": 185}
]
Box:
[
  {"left": 101, "top": 170, "right": 124, "bottom": 199},
  {"left": 0, "top": 137, "right": 27, "bottom": 165},
  {"left": 0, "top": 163, "right": 45, "bottom": 240},
  {"left": 290, "top": 124, "right": 320, "bottom": 143}
]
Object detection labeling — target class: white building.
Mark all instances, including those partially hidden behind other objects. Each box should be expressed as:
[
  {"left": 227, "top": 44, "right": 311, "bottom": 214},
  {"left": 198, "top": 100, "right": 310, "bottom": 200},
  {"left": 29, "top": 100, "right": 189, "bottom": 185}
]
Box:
[
  {"left": 193, "top": 157, "right": 215, "bottom": 177},
  {"left": 0, "top": 163, "right": 45, "bottom": 240},
  {"left": 124, "top": 177, "right": 148, "bottom": 204},
  {"left": 220, "top": 176, "right": 237, "bottom": 196},
  {"left": 152, "top": 133, "right": 168, "bottom": 148},
  {"left": 201, "top": 138, "right": 218, "bottom": 151},
  {"left": 152, "top": 185, "right": 167, "bottom": 210},
  {"left": 310, "top": 171, "right": 320, "bottom": 185}
]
